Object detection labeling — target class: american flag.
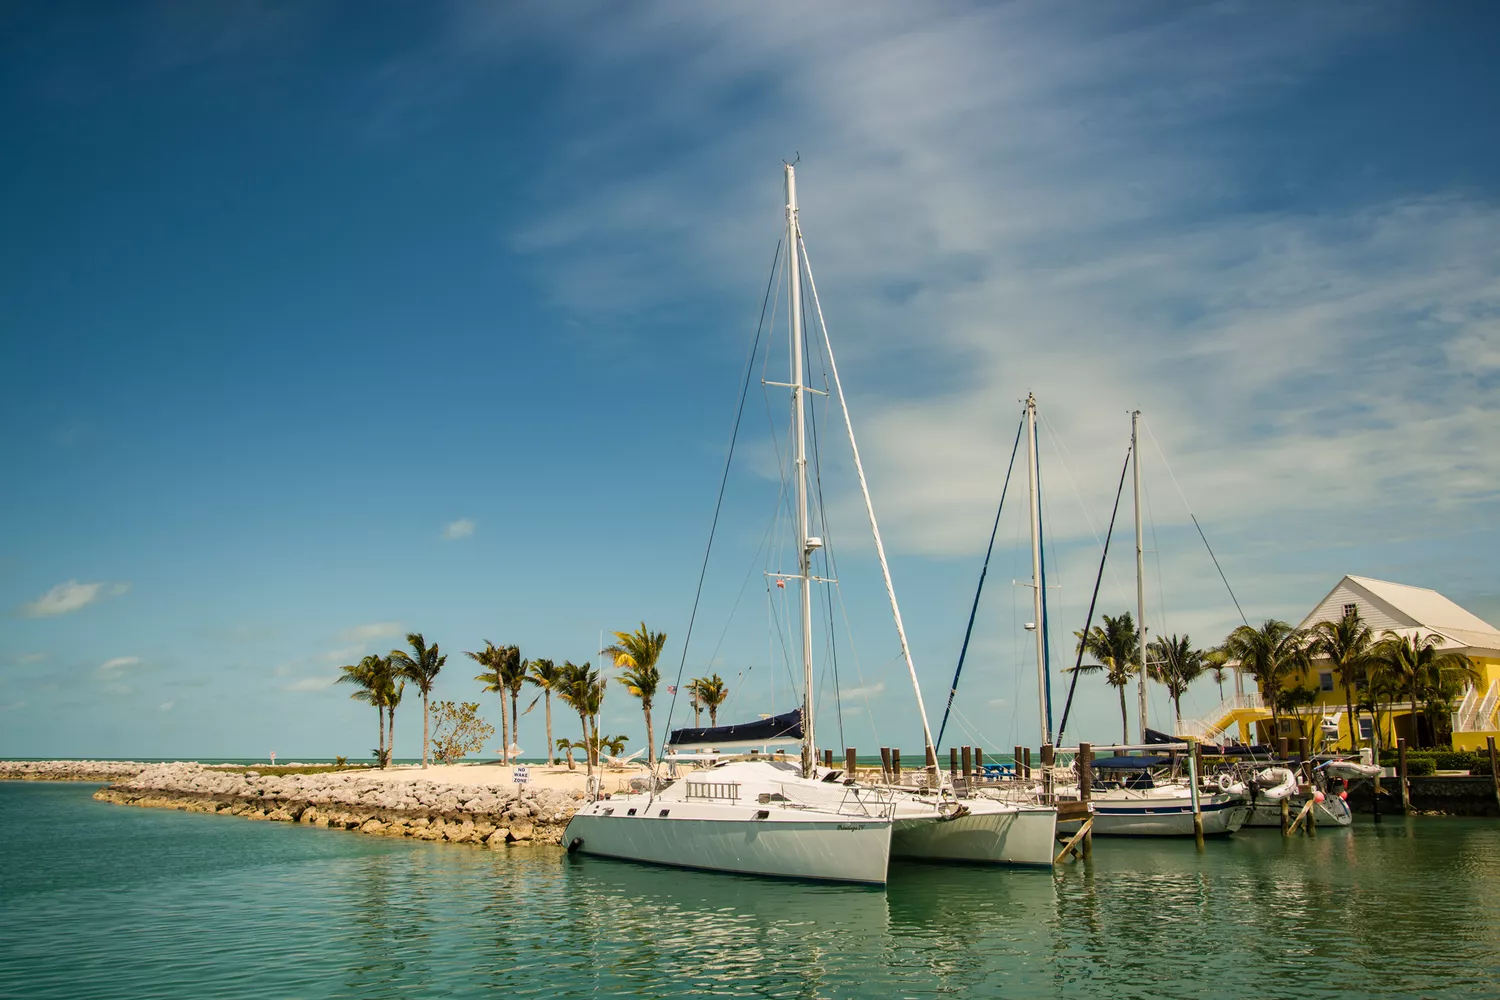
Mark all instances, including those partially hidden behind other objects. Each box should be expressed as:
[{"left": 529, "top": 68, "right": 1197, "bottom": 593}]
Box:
[{"left": 667, "top": 685, "right": 677, "bottom": 695}]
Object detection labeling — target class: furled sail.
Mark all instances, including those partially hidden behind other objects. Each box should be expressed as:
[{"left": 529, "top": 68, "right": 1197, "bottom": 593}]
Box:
[{"left": 667, "top": 709, "right": 803, "bottom": 750}]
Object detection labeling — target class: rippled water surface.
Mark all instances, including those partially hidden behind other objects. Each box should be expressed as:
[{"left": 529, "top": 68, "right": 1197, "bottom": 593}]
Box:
[{"left": 2, "top": 781, "right": 1497, "bottom": 999}]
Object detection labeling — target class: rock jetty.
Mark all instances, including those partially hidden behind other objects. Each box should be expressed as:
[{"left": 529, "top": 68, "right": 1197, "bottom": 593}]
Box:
[
  {"left": 1, "top": 760, "right": 155, "bottom": 781},
  {"left": 90, "top": 762, "right": 584, "bottom": 846}
]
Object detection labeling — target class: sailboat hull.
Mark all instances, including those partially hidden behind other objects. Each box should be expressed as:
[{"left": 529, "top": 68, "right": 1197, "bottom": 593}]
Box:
[
  {"left": 891, "top": 802, "right": 1056, "bottom": 866},
  {"left": 563, "top": 800, "right": 892, "bottom": 885},
  {"left": 1056, "top": 793, "right": 1247, "bottom": 837},
  {"left": 1242, "top": 795, "right": 1353, "bottom": 828}
]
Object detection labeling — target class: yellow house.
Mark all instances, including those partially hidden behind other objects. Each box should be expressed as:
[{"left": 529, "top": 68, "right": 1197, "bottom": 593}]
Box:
[{"left": 1289, "top": 576, "right": 1500, "bottom": 750}]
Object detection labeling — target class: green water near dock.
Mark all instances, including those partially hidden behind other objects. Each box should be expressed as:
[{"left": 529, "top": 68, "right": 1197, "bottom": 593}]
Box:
[{"left": 2, "top": 782, "right": 1496, "bottom": 998}]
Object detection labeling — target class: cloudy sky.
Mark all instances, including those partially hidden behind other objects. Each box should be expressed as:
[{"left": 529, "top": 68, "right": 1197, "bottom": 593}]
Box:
[{"left": 3, "top": 2, "right": 1497, "bottom": 759}]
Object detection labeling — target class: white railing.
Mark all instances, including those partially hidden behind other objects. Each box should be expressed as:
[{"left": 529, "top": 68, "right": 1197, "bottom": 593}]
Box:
[
  {"left": 1454, "top": 684, "right": 1479, "bottom": 733},
  {"left": 1177, "top": 691, "right": 1266, "bottom": 743},
  {"left": 1478, "top": 681, "right": 1499, "bottom": 730}
]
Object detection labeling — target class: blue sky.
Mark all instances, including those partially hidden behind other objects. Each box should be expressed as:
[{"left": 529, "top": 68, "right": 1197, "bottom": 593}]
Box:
[{"left": 3, "top": 2, "right": 1498, "bottom": 759}]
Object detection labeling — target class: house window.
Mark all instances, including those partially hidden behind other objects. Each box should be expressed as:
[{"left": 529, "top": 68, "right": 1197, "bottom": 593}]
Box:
[
  {"left": 1342, "top": 602, "right": 1358, "bottom": 619},
  {"left": 1277, "top": 719, "right": 1296, "bottom": 736},
  {"left": 1319, "top": 671, "right": 1335, "bottom": 692},
  {"left": 1359, "top": 718, "right": 1373, "bottom": 740}
]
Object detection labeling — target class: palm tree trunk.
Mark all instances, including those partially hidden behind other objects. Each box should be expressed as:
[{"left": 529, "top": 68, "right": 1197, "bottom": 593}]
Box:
[
  {"left": 377, "top": 705, "right": 385, "bottom": 763},
  {"left": 1117, "top": 686, "right": 1129, "bottom": 744},
  {"left": 388, "top": 705, "right": 396, "bottom": 764},
  {"left": 1172, "top": 692, "right": 1182, "bottom": 733},
  {"left": 511, "top": 691, "right": 520, "bottom": 758},
  {"left": 422, "top": 691, "right": 430, "bottom": 768},
  {"left": 1344, "top": 683, "right": 1357, "bottom": 751},
  {"left": 578, "top": 711, "right": 592, "bottom": 777},
  {"left": 644, "top": 705, "right": 655, "bottom": 768},
  {"left": 544, "top": 692, "right": 554, "bottom": 766},
  {"left": 499, "top": 695, "right": 510, "bottom": 765},
  {"left": 710, "top": 705, "right": 718, "bottom": 726}
]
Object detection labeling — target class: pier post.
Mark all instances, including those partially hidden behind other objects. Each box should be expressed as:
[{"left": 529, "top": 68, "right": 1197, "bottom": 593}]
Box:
[
  {"left": 1277, "top": 737, "right": 1289, "bottom": 760},
  {"left": 949, "top": 747, "right": 959, "bottom": 780},
  {"left": 880, "top": 747, "right": 892, "bottom": 784},
  {"left": 1398, "top": 738, "right": 1410, "bottom": 814},
  {"left": 1307, "top": 793, "right": 1317, "bottom": 836},
  {"left": 1280, "top": 797, "right": 1290, "bottom": 835},
  {"left": 1298, "top": 737, "right": 1311, "bottom": 781},
  {"left": 892, "top": 748, "right": 902, "bottom": 783},
  {"left": 1041, "top": 744, "right": 1055, "bottom": 804},
  {"left": 846, "top": 748, "right": 858, "bottom": 781},
  {"left": 961, "top": 745, "right": 973, "bottom": 781},
  {"left": 1489, "top": 737, "right": 1500, "bottom": 814},
  {"left": 1187, "top": 737, "right": 1204, "bottom": 848},
  {"left": 975, "top": 747, "right": 984, "bottom": 779},
  {"left": 823, "top": 749, "right": 833, "bottom": 768},
  {"left": 1023, "top": 747, "right": 1033, "bottom": 781},
  {"left": 1014, "top": 745, "right": 1025, "bottom": 780},
  {"left": 1079, "top": 742, "right": 1094, "bottom": 860}
]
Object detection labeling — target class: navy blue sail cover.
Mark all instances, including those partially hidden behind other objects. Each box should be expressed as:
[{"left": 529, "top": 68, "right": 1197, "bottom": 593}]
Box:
[{"left": 668, "top": 709, "right": 803, "bottom": 748}]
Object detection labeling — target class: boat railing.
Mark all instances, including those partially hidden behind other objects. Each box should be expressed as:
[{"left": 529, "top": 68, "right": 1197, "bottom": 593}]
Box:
[
  {"left": 770, "top": 781, "right": 898, "bottom": 819},
  {"left": 683, "top": 780, "right": 741, "bottom": 802}
]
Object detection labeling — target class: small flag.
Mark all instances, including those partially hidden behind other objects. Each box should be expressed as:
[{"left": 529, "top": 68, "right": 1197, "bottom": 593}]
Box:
[
  {"left": 667, "top": 685, "right": 677, "bottom": 695},
  {"left": 775, "top": 578, "right": 786, "bottom": 589}
]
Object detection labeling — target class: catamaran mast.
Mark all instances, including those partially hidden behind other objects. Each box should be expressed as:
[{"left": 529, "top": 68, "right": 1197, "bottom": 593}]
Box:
[
  {"left": 1133, "top": 409, "right": 1148, "bottom": 743},
  {"left": 1025, "top": 393, "right": 1049, "bottom": 744},
  {"left": 786, "top": 163, "right": 818, "bottom": 779}
]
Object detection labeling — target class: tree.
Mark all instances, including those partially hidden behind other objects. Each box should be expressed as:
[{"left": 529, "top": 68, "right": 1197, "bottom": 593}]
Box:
[
  {"left": 382, "top": 671, "right": 405, "bottom": 764},
  {"left": 556, "top": 737, "right": 586, "bottom": 770},
  {"left": 557, "top": 660, "right": 605, "bottom": 775},
  {"left": 1308, "top": 609, "right": 1376, "bottom": 750},
  {"left": 604, "top": 623, "right": 667, "bottom": 768},
  {"left": 390, "top": 632, "right": 446, "bottom": 768},
  {"left": 501, "top": 647, "right": 527, "bottom": 759},
  {"left": 527, "top": 658, "right": 564, "bottom": 766},
  {"left": 337, "top": 655, "right": 386, "bottom": 763},
  {"left": 466, "top": 641, "right": 508, "bottom": 763},
  {"left": 430, "top": 701, "right": 496, "bottom": 764},
  {"left": 1203, "top": 645, "right": 1230, "bottom": 702},
  {"left": 1370, "top": 630, "right": 1478, "bottom": 748},
  {"left": 1071, "top": 612, "right": 1140, "bottom": 743},
  {"left": 1147, "top": 634, "right": 1206, "bottom": 731},
  {"left": 692, "top": 674, "right": 729, "bottom": 726},
  {"left": 1223, "top": 620, "right": 1309, "bottom": 743}
]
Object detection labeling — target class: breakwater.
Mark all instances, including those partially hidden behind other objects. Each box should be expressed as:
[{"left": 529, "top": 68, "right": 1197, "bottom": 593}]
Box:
[
  {"left": 1, "top": 760, "right": 154, "bottom": 781},
  {"left": 1347, "top": 774, "right": 1500, "bottom": 817},
  {"left": 83, "top": 762, "right": 584, "bottom": 846}
]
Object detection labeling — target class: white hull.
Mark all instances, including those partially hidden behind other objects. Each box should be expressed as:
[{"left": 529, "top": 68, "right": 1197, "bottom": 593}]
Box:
[
  {"left": 890, "top": 799, "right": 1056, "bottom": 866},
  {"left": 1056, "top": 792, "right": 1247, "bottom": 837},
  {"left": 1242, "top": 795, "right": 1353, "bottom": 828},
  {"left": 563, "top": 760, "right": 893, "bottom": 885}
]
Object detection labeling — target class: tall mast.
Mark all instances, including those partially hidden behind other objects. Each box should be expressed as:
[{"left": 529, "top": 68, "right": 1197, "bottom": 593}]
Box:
[
  {"left": 1025, "top": 393, "right": 1048, "bottom": 744},
  {"left": 1133, "top": 409, "right": 1148, "bottom": 743},
  {"left": 786, "top": 163, "right": 817, "bottom": 779}
]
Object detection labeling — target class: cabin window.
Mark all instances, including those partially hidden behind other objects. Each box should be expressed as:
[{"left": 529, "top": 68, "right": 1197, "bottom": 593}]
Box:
[
  {"left": 1359, "top": 718, "right": 1374, "bottom": 740},
  {"left": 1319, "top": 671, "right": 1335, "bottom": 692},
  {"left": 1342, "top": 603, "right": 1358, "bottom": 619}
]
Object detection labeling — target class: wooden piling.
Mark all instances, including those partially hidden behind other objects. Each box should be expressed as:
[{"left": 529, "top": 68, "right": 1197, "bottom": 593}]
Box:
[
  {"left": 879, "top": 747, "right": 892, "bottom": 784},
  {"left": 1489, "top": 737, "right": 1500, "bottom": 814},
  {"left": 1298, "top": 737, "right": 1311, "bottom": 781},
  {"left": 926, "top": 745, "right": 940, "bottom": 789},
  {"left": 892, "top": 748, "right": 902, "bottom": 783},
  {"left": 1186, "top": 738, "right": 1204, "bottom": 848},
  {"left": 1398, "top": 738, "right": 1411, "bottom": 814},
  {"left": 1023, "top": 747, "right": 1033, "bottom": 781},
  {"left": 1277, "top": 737, "right": 1289, "bottom": 760},
  {"left": 846, "top": 747, "right": 858, "bottom": 780},
  {"left": 823, "top": 749, "right": 834, "bottom": 768},
  {"left": 1041, "top": 744, "right": 1055, "bottom": 804},
  {"left": 949, "top": 747, "right": 959, "bottom": 780},
  {"left": 1078, "top": 742, "right": 1094, "bottom": 859},
  {"left": 961, "top": 745, "right": 973, "bottom": 780},
  {"left": 975, "top": 747, "right": 984, "bottom": 778},
  {"left": 1014, "top": 745, "right": 1024, "bottom": 780},
  {"left": 1280, "top": 796, "right": 1290, "bottom": 835}
]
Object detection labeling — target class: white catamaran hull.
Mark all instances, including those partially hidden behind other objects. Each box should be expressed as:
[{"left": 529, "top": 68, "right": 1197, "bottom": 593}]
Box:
[
  {"left": 564, "top": 801, "right": 892, "bottom": 885},
  {"left": 890, "top": 800, "right": 1057, "bottom": 866},
  {"left": 1056, "top": 794, "right": 1247, "bottom": 837}
]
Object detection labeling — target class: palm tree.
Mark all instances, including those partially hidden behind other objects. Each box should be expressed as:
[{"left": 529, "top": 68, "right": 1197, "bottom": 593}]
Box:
[
  {"left": 557, "top": 660, "right": 605, "bottom": 775},
  {"left": 466, "top": 641, "right": 507, "bottom": 763},
  {"left": 604, "top": 623, "right": 667, "bottom": 768},
  {"left": 527, "top": 658, "right": 564, "bottom": 766},
  {"left": 389, "top": 632, "right": 446, "bottom": 768},
  {"left": 337, "top": 655, "right": 386, "bottom": 762},
  {"left": 501, "top": 647, "right": 527, "bottom": 758},
  {"left": 1071, "top": 612, "right": 1140, "bottom": 743},
  {"left": 1223, "top": 620, "right": 1309, "bottom": 743},
  {"left": 694, "top": 674, "right": 729, "bottom": 725},
  {"left": 687, "top": 678, "right": 703, "bottom": 726},
  {"left": 382, "top": 671, "right": 405, "bottom": 764},
  {"left": 1147, "top": 634, "right": 1206, "bottom": 731},
  {"left": 1203, "top": 645, "right": 1230, "bottom": 701},
  {"left": 1309, "top": 609, "right": 1376, "bottom": 750},
  {"left": 1370, "top": 630, "right": 1478, "bottom": 748}
]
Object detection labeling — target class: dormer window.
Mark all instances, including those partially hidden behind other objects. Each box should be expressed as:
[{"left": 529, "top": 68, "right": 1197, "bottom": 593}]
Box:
[{"left": 1342, "top": 603, "right": 1358, "bottom": 619}]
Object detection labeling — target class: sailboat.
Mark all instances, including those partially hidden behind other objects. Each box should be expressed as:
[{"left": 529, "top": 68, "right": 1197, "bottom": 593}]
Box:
[{"left": 562, "top": 164, "right": 895, "bottom": 885}]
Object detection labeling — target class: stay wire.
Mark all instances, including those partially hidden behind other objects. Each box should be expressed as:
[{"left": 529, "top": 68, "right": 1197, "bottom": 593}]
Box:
[
  {"left": 936, "top": 410, "right": 1026, "bottom": 747},
  {"left": 1056, "top": 443, "right": 1133, "bottom": 741},
  {"left": 657, "top": 238, "right": 781, "bottom": 771}
]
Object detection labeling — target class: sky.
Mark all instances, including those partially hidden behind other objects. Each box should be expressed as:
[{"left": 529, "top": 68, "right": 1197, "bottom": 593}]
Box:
[{"left": 3, "top": 1, "right": 1498, "bottom": 760}]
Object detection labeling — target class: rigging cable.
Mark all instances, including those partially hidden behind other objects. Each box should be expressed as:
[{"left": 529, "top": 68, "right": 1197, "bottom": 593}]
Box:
[
  {"left": 656, "top": 238, "right": 782, "bottom": 772},
  {"left": 1056, "top": 443, "right": 1133, "bottom": 742},
  {"left": 936, "top": 411, "right": 1025, "bottom": 748},
  {"left": 1037, "top": 447, "right": 1055, "bottom": 742}
]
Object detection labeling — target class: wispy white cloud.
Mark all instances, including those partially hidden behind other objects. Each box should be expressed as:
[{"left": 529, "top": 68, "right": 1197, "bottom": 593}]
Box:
[
  {"left": 284, "top": 676, "right": 337, "bottom": 692},
  {"left": 20, "top": 579, "right": 128, "bottom": 618},
  {"left": 0, "top": 700, "right": 25, "bottom": 711},
  {"left": 159, "top": 700, "right": 175, "bottom": 712},
  {"left": 443, "top": 518, "right": 475, "bottom": 540},
  {"left": 338, "top": 622, "right": 404, "bottom": 643},
  {"left": 13, "top": 652, "right": 46, "bottom": 665},
  {"left": 99, "top": 656, "right": 141, "bottom": 672},
  {"left": 842, "top": 680, "right": 885, "bottom": 700},
  {"left": 321, "top": 645, "right": 364, "bottom": 664}
]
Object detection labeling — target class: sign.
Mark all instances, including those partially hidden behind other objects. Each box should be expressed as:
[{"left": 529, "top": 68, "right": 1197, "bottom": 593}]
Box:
[{"left": 512, "top": 765, "right": 530, "bottom": 785}]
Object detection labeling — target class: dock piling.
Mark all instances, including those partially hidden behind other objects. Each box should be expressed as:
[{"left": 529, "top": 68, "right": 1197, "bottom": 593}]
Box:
[
  {"left": 961, "top": 745, "right": 972, "bottom": 781},
  {"left": 1398, "top": 738, "right": 1411, "bottom": 814},
  {"left": 1023, "top": 747, "right": 1033, "bottom": 781},
  {"left": 846, "top": 748, "right": 857, "bottom": 780},
  {"left": 1489, "top": 737, "right": 1500, "bottom": 814},
  {"left": 892, "top": 748, "right": 902, "bottom": 783},
  {"left": 823, "top": 749, "right": 833, "bottom": 768},
  {"left": 1186, "top": 737, "right": 1204, "bottom": 849},
  {"left": 1041, "top": 744, "right": 1055, "bottom": 804},
  {"left": 1079, "top": 742, "right": 1094, "bottom": 860},
  {"left": 880, "top": 747, "right": 892, "bottom": 784},
  {"left": 1014, "top": 745, "right": 1024, "bottom": 780}
]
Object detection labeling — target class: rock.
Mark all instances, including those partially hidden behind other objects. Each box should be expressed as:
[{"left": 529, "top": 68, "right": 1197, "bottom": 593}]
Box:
[
  {"left": 508, "top": 822, "right": 534, "bottom": 842},
  {"left": 360, "top": 819, "right": 385, "bottom": 834},
  {"left": 485, "top": 829, "right": 509, "bottom": 846}
]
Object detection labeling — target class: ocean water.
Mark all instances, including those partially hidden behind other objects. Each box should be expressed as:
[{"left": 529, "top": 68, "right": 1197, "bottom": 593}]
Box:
[{"left": 2, "top": 782, "right": 1497, "bottom": 999}]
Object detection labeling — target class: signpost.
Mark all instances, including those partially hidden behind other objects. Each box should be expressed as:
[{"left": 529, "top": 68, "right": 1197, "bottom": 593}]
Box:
[{"left": 513, "top": 765, "right": 530, "bottom": 786}]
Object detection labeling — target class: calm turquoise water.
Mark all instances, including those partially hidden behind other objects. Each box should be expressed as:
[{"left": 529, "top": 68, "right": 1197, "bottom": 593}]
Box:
[{"left": 2, "top": 782, "right": 1497, "bottom": 999}]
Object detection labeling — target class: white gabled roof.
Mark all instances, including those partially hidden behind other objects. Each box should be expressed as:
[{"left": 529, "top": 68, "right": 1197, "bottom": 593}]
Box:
[{"left": 1299, "top": 575, "right": 1500, "bottom": 654}]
